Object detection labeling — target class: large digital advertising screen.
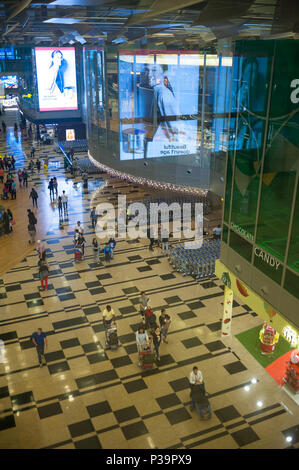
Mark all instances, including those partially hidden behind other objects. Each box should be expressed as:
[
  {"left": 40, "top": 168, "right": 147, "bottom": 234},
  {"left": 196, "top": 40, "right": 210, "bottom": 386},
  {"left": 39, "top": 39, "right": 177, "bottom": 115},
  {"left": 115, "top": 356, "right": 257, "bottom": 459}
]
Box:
[
  {"left": 35, "top": 47, "right": 78, "bottom": 112},
  {"left": 119, "top": 51, "right": 200, "bottom": 160}
]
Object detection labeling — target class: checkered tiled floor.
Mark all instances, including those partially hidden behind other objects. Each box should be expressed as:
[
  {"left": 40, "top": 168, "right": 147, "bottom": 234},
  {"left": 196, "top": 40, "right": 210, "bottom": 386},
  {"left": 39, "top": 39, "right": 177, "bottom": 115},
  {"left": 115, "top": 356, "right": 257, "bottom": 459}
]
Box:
[{"left": 0, "top": 124, "right": 298, "bottom": 449}]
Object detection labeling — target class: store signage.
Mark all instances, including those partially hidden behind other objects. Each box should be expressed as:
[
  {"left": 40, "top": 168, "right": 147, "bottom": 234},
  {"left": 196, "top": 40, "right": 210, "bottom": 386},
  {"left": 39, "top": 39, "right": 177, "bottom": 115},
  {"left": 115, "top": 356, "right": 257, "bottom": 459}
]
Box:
[
  {"left": 282, "top": 326, "right": 299, "bottom": 347},
  {"left": 231, "top": 222, "right": 254, "bottom": 242},
  {"left": 254, "top": 248, "right": 281, "bottom": 270},
  {"left": 66, "top": 129, "right": 75, "bottom": 141}
]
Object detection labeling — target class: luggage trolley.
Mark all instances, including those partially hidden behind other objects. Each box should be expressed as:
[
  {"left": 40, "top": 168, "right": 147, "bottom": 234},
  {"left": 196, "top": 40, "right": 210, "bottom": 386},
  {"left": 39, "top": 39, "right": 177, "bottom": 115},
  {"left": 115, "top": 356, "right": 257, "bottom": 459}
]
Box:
[
  {"left": 105, "top": 322, "right": 119, "bottom": 350},
  {"left": 139, "top": 346, "right": 154, "bottom": 369}
]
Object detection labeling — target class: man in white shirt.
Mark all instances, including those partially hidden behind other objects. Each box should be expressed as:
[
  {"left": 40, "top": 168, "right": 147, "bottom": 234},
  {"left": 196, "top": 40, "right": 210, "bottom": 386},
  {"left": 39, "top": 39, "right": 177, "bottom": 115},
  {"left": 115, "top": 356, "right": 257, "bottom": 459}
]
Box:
[
  {"left": 75, "top": 221, "right": 84, "bottom": 234},
  {"left": 61, "top": 191, "right": 68, "bottom": 212},
  {"left": 189, "top": 366, "right": 203, "bottom": 390}
]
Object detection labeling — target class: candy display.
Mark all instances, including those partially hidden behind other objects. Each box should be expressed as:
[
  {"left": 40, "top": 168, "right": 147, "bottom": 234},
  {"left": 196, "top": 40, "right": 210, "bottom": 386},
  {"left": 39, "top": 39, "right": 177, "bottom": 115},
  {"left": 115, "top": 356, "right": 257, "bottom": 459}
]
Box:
[
  {"left": 283, "top": 350, "right": 299, "bottom": 394},
  {"left": 259, "top": 322, "right": 279, "bottom": 354}
]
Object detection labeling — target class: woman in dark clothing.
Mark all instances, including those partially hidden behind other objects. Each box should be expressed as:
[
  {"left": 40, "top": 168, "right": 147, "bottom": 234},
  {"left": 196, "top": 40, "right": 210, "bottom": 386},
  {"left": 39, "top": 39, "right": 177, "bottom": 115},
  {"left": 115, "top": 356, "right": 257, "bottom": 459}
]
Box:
[
  {"left": 151, "top": 325, "right": 161, "bottom": 362},
  {"left": 29, "top": 188, "right": 38, "bottom": 208},
  {"left": 75, "top": 233, "right": 86, "bottom": 257},
  {"left": 57, "top": 196, "right": 63, "bottom": 217},
  {"left": 3, "top": 210, "right": 10, "bottom": 234}
]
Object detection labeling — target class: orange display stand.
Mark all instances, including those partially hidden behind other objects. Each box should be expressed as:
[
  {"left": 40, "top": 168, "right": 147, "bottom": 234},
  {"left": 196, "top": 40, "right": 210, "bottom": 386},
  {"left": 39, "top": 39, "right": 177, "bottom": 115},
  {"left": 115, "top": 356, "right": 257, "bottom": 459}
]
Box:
[{"left": 259, "top": 322, "right": 279, "bottom": 355}]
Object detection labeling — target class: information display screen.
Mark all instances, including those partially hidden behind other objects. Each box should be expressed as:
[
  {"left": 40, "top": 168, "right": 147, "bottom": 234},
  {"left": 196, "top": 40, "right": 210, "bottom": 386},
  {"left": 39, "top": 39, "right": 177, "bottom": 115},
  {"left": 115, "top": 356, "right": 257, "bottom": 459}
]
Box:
[
  {"left": 119, "top": 50, "right": 200, "bottom": 160},
  {"left": 0, "top": 75, "right": 18, "bottom": 88},
  {"left": 35, "top": 47, "right": 78, "bottom": 112}
]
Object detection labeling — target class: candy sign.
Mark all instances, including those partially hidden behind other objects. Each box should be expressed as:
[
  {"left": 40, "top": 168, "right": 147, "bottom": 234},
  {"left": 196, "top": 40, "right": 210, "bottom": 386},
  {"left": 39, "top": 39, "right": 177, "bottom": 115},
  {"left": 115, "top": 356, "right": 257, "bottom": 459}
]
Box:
[{"left": 282, "top": 326, "right": 299, "bottom": 348}]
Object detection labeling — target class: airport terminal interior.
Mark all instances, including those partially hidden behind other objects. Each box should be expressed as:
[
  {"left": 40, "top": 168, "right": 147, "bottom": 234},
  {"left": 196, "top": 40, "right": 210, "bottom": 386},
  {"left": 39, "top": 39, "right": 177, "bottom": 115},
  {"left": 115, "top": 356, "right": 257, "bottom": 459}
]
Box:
[{"left": 0, "top": 0, "right": 298, "bottom": 450}]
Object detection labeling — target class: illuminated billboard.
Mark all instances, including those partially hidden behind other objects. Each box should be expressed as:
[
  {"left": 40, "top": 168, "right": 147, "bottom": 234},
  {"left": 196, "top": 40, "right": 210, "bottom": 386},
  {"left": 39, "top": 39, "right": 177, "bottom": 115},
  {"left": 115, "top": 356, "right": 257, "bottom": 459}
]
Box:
[
  {"left": 35, "top": 47, "right": 78, "bottom": 112},
  {"left": 119, "top": 51, "right": 200, "bottom": 160},
  {"left": 0, "top": 76, "right": 18, "bottom": 88},
  {"left": 66, "top": 129, "right": 75, "bottom": 141}
]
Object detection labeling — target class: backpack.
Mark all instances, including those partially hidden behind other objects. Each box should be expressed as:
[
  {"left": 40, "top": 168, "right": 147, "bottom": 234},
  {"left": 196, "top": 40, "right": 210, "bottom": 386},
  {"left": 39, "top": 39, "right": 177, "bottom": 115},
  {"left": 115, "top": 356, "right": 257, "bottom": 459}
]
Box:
[
  {"left": 145, "top": 308, "right": 156, "bottom": 328},
  {"left": 145, "top": 308, "right": 153, "bottom": 319}
]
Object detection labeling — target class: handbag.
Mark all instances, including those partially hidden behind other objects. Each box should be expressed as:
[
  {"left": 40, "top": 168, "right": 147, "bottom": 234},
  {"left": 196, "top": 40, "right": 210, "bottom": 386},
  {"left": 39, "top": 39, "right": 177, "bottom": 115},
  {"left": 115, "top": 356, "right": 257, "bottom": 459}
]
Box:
[{"left": 11, "top": 219, "right": 16, "bottom": 225}]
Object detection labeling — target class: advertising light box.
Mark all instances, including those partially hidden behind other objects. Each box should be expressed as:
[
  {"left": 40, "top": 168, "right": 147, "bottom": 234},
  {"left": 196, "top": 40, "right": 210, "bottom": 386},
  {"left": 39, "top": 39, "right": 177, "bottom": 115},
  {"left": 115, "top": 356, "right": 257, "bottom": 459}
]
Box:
[
  {"left": 35, "top": 47, "right": 78, "bottom": 112},
  {"left": 0, "top": 76, "right": 18, "bottom": 89},
  {"left": 118, "top": 50, "right": 200, "bottom": 160}
]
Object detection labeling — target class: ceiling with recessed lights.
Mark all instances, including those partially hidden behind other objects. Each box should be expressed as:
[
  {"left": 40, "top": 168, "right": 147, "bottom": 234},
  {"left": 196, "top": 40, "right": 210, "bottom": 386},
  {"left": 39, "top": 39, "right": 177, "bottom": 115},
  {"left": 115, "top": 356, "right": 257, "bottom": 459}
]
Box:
[{"left": 1, "top": 0, "right": 299, "bottom": 47}]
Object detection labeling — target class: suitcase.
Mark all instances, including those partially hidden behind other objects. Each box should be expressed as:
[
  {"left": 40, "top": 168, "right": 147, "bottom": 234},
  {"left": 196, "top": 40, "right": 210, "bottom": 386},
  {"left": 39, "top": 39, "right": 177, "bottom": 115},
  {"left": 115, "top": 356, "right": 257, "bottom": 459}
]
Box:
[
  {"left": 106, "top": 325, "right": 118, "bottom": 350},
  {"left": 139, "top": 349, "right": 154, "bottom": 369},
  {"left": 74, "top": 248, "right": 82, "bottom": 262}
]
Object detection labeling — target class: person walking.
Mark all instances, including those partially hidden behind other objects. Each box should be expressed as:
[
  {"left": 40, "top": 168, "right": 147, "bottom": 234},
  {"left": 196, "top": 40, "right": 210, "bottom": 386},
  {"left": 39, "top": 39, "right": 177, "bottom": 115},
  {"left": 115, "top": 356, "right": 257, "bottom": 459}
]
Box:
[
  {"left": 103, "top": 243, "right": 112, "bottom": 264},
  {"left": 136, "top": 326, "right": 150, "bottom": 366},
  {"left": 159, "top": 308, "right": 171, "bottom": 344},
  {"left": 48, "top": 178, "right": 54, "bottom": 201},
  {"left": 0, "top": 167, "right": 4, "bottom": 184},
  {"left": 75, "top": 233, "right": 86, "bottom": 258},
  {"left": 139, "top": 291, "right": 150, "bottom": 322},
  {"left": 7, "top": 209, "right": 14, "bottom": 232},
  {"left": 29, "top": 187, "right": 38, "bottom": 208},
  {"left": 90, "top": 206, "right": 98, "bottom": 229},
  {"left": 53, "top": 177, "right": 58, "bottom": 197},
  {"left": 36, "top": 240, "right": 46, "bottom": 261},
  {"left": 151, "top": 325, "right": 162, "bottom": 362},
  {"left": 17, "top": 169, "right": 22, "bottom": 187},
  {"left": 22, "top": 169, "right": 28, "bottom": 188},
  {"left": 38, "top": 258, "right": 49, "bottom": 291},
  {"left": 36, "top": 158, "right": 41, "bottom": 172},
  {"left": 92, "top": 238, "right": 100, "bottom": 264},
  {"left": 103, "top": 305, "right": 116, "bottom": 345},
  {"left": 108, "top": 238, "right": 116, "bottom": 259},
  {"left": 11, "top": 180, "right": 16, "bottom": 200},
  {"left": 31, "top": 328, "right": 47, "bottom": 367},
  {"left": 3, "top": 210, "right": 10, "bottom": 235},
  {"left": 75, "top": 220, "right": 84, "bottom": 235},
  {"left": 28, "top": 220, "right": 37, "bottom": 244},
  {"left": 27, "top": 209, "right": 37, "bottom": 244},
  {"left": 161, "top": 234, "right": 169, "bottom": 256},
  {"left": 61, "top": 191, "right": 68, "bottom": 212},
  {"left": 103, "top": 305, "right": 116, "bottom": 330},
  {"left": 57, "top": 196, "right": 63, "bottom": 217},
  {"left": 189, "top": 366, "right": 203, "bottom": 391},
  {"left": 11, "top": 156, "right": 15, "bottom": 170}
]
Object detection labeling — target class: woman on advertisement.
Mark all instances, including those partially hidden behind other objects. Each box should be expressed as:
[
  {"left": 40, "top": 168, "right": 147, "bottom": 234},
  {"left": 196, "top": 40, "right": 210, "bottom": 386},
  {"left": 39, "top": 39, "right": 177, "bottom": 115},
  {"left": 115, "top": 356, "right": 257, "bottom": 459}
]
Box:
[{"left": 46, "top": 50, "right": 66, "bottom": 96}]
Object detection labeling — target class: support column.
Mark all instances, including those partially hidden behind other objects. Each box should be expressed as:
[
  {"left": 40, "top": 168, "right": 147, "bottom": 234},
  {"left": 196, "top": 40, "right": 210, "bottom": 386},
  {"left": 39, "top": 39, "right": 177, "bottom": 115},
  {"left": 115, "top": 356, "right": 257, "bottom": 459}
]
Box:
[{"left": 221, "top": 285, "right": 233, "bottom": 337}]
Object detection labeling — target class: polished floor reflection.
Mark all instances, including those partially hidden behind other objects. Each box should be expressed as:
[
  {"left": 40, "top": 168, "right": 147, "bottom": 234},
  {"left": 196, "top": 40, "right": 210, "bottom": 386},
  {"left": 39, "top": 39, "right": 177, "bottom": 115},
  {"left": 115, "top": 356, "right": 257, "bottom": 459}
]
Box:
[{"left": 0, "top": 120, "right": 298, "bottom": 449}]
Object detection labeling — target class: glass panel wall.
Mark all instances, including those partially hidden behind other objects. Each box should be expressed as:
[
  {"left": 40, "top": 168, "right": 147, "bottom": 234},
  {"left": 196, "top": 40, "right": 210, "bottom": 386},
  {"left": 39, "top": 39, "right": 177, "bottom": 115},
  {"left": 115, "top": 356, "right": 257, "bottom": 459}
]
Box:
[
  {"left": 287, "top": 185, "right": 299, "bottom": 272},
  {"left": 255, "top": 41, "right": 298, "bottom": 262},
  {"left": 222, "top": 39, "right": 299, "bottom": 302}
]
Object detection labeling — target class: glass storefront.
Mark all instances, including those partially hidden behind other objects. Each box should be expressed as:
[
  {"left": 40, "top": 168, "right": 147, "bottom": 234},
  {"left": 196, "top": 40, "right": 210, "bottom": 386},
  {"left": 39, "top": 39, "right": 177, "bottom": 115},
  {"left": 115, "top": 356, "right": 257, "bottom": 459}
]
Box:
[{"left": 223, "top": 39, "right": 299, "bottom": 301}]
